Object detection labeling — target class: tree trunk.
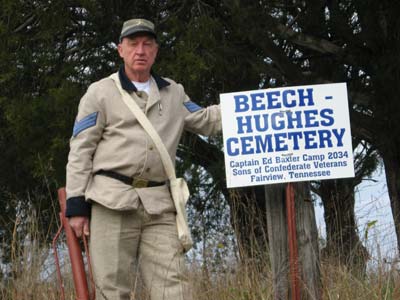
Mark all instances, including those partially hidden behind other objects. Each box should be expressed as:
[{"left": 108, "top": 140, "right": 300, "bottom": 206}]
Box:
[
  {"left": 266, "top": 183, "right": 322, "bottom": 300},
  {"left": 381, "top": 146, "right": 400, "bottom": 253},
  {"left": 319, "top": 178, "right": 369, "bottom": 273}
]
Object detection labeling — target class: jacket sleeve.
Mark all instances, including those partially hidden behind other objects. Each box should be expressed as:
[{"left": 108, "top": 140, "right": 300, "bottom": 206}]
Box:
[
  {"left": 181, "top": 86, "right": 222, "bottom": 136},
  {"left": 65, "top": 84, "right": 106, "bottom": 217}
]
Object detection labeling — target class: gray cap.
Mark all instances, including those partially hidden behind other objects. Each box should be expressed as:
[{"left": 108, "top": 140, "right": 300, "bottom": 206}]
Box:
[{"left": 120, "top": 18, "right": 156, "bottom": 41}]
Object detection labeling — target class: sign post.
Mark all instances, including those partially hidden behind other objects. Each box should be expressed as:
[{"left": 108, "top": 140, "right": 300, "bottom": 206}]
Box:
[
  {"left": 286, "top": 182, "right": 300, "bottom": 300},
  {"left": 220, "top": 83, "right": 355, "bottom": 299}
]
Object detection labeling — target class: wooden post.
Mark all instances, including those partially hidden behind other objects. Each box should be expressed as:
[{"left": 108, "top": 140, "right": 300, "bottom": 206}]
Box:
[
  {"left": 266, "top": 184, "right": 289, "bottom": 300},
  {"left": 266, "top": 182, "right": 322, "bottom": 300},
  {"left": 286, "top": 183, "right": 301, "bottom": 300}
]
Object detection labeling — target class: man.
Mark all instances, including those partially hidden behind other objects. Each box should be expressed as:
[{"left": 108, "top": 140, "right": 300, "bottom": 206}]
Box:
[{"left": 66, "top": 18, "right": 221, "bottom": 300}]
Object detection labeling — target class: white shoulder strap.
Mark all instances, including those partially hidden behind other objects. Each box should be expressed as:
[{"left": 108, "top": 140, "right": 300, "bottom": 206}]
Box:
[{"left": 109, "top": 73, "right": 177, "bottom": 180}]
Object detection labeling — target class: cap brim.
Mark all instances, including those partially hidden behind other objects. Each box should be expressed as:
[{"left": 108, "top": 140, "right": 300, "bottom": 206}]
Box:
[{"left": 120, "top": 26, "right": 156, "bottom": 40}]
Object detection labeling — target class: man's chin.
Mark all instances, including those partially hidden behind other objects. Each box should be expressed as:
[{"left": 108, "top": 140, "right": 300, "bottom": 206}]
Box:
[{"left": 132, "top": 65, "right": 149, "bottom": 71}]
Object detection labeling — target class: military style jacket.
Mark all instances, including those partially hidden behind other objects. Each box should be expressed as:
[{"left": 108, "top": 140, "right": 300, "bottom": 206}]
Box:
[{"left": 65, "top": 67, "right": 221, "bottom": 217}]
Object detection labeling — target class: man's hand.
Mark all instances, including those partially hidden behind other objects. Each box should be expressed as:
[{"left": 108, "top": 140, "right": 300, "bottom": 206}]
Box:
[{"left": 69, "top": 216, "right": 90, "bottom": 238}]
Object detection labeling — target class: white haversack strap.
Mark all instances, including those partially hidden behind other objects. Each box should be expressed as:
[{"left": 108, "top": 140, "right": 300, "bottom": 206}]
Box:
[
  {"left": 109, "top": 73, "right": 177, "bottom": 180},
  {"left": 110, "top": 73, "right": 193, "bottom": 251}
]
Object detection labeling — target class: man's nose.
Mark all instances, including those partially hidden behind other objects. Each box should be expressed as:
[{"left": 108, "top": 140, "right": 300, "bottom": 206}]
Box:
[{"left": 135, "top": 43, "right": 145, "bottom": 54}]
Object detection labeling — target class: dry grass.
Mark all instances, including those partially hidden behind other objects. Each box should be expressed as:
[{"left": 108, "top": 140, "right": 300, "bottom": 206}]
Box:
[
  {"left": 1, "top": 214, "right": 399, "bottom": 300},
  {"left": 1, "top": 214, "right": 75, "bottom": 300},
  {"left": 320, "top": 261, "right": 400, "bottom": 300},
  {"left": 188, "top": 257, "right": 274, "bottom": 300}
]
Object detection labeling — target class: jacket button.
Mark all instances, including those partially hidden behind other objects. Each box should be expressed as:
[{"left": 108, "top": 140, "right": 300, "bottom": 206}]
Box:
[
  {"left": 146, "top": 168, "right": 151, "bottom": 172},
  {"left": 149, "top": 146, "right": 154, "bottom": 150}
]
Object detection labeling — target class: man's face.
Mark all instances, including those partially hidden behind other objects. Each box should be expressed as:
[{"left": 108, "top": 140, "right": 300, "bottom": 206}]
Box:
[{"left": 118, "top": 34, "right": 158, "bottom": 78}]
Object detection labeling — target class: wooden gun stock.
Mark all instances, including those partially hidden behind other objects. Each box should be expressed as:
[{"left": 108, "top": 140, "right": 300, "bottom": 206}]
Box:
[{"left": 53, "top": 187, "right": 94, "bottom": 300}]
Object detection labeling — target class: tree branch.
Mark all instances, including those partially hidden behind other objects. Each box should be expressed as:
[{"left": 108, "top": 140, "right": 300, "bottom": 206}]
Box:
[
  {"left": 13, "top": 15, "right": 36, "bottom": 33},
  {"left": 265, "top": 15, "right": 357, "bottom": 65}
]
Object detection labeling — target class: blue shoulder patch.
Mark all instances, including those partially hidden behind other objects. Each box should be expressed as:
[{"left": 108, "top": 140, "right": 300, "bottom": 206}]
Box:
[
  {"left": 73, "top": 112, "right": 98, "bottom": 137},
  {"left": 183, "top": 101, "right": 203, "bottom": 113}
]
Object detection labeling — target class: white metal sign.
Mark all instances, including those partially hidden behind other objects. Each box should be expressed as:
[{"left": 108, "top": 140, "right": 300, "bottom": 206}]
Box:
[{"left": 220, "top": 83, "right": 355, "bottom": 188}]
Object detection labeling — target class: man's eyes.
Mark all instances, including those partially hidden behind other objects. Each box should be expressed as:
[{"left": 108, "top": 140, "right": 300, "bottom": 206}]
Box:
[{"left": 129, "top": 41, "right": 153, "bottom": 47}]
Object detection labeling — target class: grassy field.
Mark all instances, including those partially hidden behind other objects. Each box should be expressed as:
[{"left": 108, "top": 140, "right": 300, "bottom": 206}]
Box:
[
  {"left": 0, "top": 197, "right": 399, "bottom": 300},
  {"left": 1, "top": 227, "right": 399, "bottom": 300}
]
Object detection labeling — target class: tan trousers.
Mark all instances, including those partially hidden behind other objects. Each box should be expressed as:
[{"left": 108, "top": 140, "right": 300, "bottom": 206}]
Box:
[{"left": 90, "top": 202, "right": 192, "bottom": 300}]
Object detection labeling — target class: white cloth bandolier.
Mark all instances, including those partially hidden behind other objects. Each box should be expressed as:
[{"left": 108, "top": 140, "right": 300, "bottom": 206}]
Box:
[{"left": 109, "top": 73, "right": 193, "bottom": 251}]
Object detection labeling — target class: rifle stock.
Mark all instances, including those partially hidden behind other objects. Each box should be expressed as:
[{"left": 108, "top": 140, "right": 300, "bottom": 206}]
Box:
[{"left": 53, "top": 187, "right": 93, "bottom": 300}]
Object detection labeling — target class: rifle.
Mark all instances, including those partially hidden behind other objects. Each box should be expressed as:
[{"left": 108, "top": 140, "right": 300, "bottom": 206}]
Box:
[{"left": 52, "top": 187, "right": 95, "bottom": 300}]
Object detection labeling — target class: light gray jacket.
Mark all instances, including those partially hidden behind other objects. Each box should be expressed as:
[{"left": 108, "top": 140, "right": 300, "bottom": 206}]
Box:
[{"left": 66, "top": 68, "right": 221, "bottom": 216}]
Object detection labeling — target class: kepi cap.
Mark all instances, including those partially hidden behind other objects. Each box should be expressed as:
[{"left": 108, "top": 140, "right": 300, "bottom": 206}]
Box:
[{"left": 120, "top": 18, "right": 156, "bottom": 41}]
